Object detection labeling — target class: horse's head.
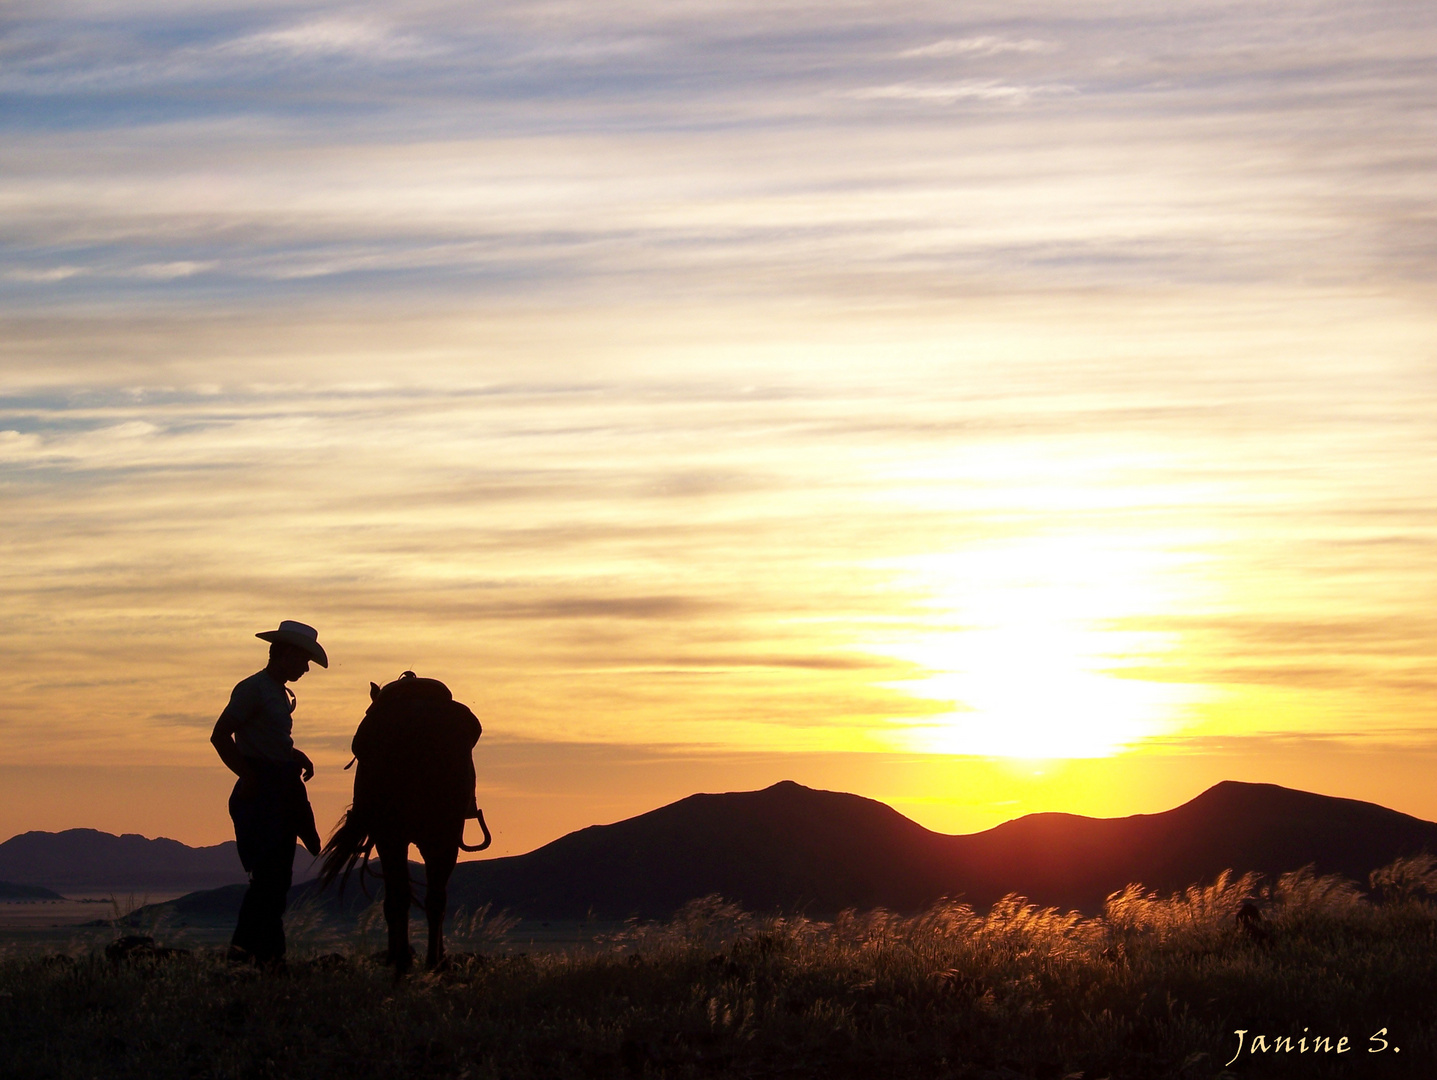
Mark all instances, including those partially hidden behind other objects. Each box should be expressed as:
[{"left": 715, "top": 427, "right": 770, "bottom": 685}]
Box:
[
  {"left": 370, "top": 671, "right": 445, "bottom": 706},
  {"left": 372, "top": 672, "right": 418, "bottom": 701}
]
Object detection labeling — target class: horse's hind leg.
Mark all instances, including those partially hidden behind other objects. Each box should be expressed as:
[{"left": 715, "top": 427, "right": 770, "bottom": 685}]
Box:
[
  {"left": 375, "top": 837, "right": 413, "bottom": 973},
  {"left": 417, "top": 838, "right": 457, "bottom": 969}
]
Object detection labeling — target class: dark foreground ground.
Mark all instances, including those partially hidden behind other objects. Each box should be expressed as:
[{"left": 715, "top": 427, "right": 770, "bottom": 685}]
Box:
[{"left": 2, "top": 867, "right": 1435, "bottom": 1080}]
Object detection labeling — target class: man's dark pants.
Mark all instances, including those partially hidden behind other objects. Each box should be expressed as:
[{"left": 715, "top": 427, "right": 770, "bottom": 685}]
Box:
[{"left": 228, "top": 760, "right": 305, "bottom": 963}]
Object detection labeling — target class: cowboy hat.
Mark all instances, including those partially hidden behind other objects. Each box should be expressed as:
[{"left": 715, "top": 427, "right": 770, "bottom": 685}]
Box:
[{"left": 255, "top": 620, "right": 329, "bottom": 668}]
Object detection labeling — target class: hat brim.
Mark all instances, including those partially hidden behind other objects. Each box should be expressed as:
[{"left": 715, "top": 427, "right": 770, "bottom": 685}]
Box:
[{"left": 256, "top": 630, "right": 329, "bottom": 668}]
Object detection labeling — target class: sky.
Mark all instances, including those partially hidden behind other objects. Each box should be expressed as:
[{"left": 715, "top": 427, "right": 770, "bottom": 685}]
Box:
[{"left": 2, "top": 0, "right": 1435, "bottom": 858}]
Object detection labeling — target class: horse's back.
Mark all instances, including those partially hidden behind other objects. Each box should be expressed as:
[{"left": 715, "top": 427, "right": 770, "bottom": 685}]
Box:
[{"left": 352, "top": 678, "right": 480, "bottom": 832}]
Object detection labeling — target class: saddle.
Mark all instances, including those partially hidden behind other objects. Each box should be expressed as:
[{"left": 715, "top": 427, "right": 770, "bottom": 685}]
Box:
[{"left": 348, "top": 671, "right": 490, "bottom": 850}]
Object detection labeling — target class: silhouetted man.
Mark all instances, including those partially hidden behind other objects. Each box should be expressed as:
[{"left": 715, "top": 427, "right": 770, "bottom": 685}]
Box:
[{"left": 210, "top": 620, "right": 326, "bottom": 965}]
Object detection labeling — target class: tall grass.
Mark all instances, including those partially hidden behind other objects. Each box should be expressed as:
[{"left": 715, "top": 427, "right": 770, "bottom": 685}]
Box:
[{"left": 1, "top": 859, "right": 1433, "bottom": 1079}]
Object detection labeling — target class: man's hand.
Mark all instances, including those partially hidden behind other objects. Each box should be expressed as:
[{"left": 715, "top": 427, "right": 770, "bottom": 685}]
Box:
[{"left": 295, "top": 749, "right": 315, "bottom": 782}]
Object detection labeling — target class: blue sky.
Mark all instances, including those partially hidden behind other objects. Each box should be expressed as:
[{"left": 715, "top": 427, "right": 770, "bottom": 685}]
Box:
[{"left": 6, "top": 1, "right": 1435, "bottom": 304}]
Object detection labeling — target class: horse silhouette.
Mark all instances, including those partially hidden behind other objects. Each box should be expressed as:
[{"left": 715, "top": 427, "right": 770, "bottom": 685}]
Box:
[{"left": 318, "top": 672, "right": 491, "bottom": 972}]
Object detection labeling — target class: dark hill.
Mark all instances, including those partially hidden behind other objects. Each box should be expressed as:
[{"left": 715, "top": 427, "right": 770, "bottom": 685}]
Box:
[
  {"left": 0, "top": 828, "right": 318, "bottom": 894},
  {"left": 441, "top": 779, "right": 1437, "bottom": 918},
  {"left": 446, "top": 781, "right": 960, "bottom": 919},
  {"left": 947, "top": 780, "right": 1437, "bottom": 911},
  {"left": 0, "top": 881, "right": 65, "bottom": 901}
]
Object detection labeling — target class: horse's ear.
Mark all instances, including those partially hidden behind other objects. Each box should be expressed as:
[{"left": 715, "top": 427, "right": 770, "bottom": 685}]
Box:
[{"left": 370, "top": 681, "right": 380, "bottom": 701}]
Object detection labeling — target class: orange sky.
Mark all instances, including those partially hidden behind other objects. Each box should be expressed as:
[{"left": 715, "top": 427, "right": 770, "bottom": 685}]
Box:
[{"left": 3, "top": 1, "right": 1436, "bottom": 857}]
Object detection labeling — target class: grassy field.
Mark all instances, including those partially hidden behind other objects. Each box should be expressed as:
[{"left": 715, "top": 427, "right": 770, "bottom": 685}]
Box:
[{"left": 1, "top": 862, "right": 1434, "bottom": 1079}]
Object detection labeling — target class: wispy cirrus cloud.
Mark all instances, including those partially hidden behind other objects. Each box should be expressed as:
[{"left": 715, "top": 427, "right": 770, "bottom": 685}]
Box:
[
  {"left": 3, "top": 266, "right": 88, "bottom": 283},
  {"left": 899, "top": 36, "right": 1060, "bottom": 58},
  {"left": 844, "top": 79, "right": 1075, "bottom": 104},
  {"left": 215, "top": 17, "right": 435, "bottom": 61}
]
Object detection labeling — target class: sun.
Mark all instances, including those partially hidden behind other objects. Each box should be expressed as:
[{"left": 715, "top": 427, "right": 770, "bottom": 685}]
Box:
[{"left": 873, "top": 534, "right": 1209, "bottom": 758}]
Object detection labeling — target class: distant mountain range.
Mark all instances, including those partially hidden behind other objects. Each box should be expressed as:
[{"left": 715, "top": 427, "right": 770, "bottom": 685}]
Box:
[
  {"left": 0, "top": 828, "right": 318, "bottom": 895},
  {"left": 12, "top": 781, "right": 1436, "bottom": 919}
]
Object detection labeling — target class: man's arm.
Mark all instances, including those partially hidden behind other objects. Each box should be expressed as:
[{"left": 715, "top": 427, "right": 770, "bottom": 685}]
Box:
[
  {"left": 211, "top": 683, "right": 257, "bottom": 792},
  {"left": 211, "top": 710, "right": 255, "bottom": 786}
]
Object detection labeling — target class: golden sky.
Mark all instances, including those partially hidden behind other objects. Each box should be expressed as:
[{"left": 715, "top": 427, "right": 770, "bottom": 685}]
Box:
[{"left": 2, "top": 0, "right": 1435, "bottom": 856}]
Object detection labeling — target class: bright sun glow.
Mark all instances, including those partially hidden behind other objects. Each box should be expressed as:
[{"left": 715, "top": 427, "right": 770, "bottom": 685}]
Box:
[{"left": 875, "top": 535, "right": 1211, "bottom": 758}]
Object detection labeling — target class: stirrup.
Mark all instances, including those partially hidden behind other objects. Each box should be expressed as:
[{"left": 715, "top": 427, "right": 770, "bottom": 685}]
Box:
[{"left": 460, "top": 808, "right": 492, "bottom": 852}]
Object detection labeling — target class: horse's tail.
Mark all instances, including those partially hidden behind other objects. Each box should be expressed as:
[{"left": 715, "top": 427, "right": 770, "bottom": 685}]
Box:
[{"left": 317, "top": 808, "right": 374, "bottom": 896}]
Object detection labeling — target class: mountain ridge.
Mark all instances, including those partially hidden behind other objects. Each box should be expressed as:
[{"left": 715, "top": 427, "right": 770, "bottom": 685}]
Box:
[{"left": 13, "top": 780, "right": 1436, "bottom": 917}]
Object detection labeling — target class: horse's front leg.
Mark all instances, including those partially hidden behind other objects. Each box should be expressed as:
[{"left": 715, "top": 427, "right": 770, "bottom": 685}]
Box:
[
  {"left": 374, "top": 836, "right": 412, "bottom": 974},
  {"left": 417, "top": 836, "right": 458, "bottom": 969}
]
